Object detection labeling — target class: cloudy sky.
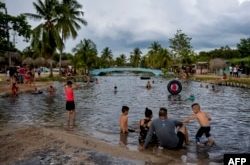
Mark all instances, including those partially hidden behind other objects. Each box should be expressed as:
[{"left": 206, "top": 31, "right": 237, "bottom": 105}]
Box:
[{"left": 4, "top": 0, "right": 250, "bottom": 57}]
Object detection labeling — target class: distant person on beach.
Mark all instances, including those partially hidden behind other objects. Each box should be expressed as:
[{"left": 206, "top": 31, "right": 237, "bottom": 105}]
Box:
[
  {"left": 146, "top": 81, "right": 152, "bottom": 89},
  {"left": 183, "top": 103, "right": 214, "bottom": 146},
  {"left": 138, "top": 107, "right": 158, "bottom": 147},
  {"left": 64, "top": 80, "right": 76, "bottom": 127},
  {"left": 142, "top": 107, "right": 189, "bottom": 150},
  {"left": 229, "top": 66, "right": 232, "bottom": 76},
  {"left": 114, "top": 85, "right": 117, "bottom": 92}
]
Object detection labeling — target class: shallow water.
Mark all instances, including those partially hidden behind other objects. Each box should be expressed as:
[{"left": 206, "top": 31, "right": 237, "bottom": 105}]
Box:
[{"left": 0, "top": 75, "right": 250, "bottom": 164}]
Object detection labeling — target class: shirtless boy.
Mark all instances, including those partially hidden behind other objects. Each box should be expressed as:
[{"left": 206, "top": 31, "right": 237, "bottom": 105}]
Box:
[
  {"left": 184, "top": 103, "right": 214, "bottom": 146},
  {"left": 119, "top": 106, "right": 129, "bottom": 134}
]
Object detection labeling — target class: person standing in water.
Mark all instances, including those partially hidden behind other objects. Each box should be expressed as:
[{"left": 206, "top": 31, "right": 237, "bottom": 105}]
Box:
[
  {"left": 64, "top": 80, "right": 76, "bottom": 127},
  {"left": 183, "top": 103, "right": 214, "bottom": 146}
]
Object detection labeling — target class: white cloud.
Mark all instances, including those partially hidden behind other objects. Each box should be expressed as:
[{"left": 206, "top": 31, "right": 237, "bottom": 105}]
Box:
[{"left": 4, "top": 0, "right": 250, "bottom": 56}]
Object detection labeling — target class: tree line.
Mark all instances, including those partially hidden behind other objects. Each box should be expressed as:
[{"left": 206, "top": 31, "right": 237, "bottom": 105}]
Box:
[{"left": 1, "top": 0, "right": 250, "bottom": 76}]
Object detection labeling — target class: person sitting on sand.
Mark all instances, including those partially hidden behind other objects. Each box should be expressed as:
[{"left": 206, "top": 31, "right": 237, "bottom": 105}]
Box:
[
  {"left": 146, "top": 81, "right": 152, "bottom": 89},
  {"left": 183, "top": 103, "right": 214, "bottom": 146},
  {"left": 138, "top": 107, "right": 158, "bottom": 147},
  {"left": 142, "top": 108, "right": 189, "bottom": 150}
]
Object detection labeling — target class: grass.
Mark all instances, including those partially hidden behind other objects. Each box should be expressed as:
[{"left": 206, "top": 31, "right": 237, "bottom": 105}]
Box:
[{"left": 191, "top": 74, "right": 250, "bottom": 86}]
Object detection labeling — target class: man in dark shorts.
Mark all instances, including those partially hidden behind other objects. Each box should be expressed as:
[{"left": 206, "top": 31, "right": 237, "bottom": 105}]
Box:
[{"left": 143, "top": 107, "right": 189, "bottom": 149}]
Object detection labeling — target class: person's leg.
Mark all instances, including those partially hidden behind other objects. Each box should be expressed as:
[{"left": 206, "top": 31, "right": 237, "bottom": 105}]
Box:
[
  {"left": 195, "top": 127, "right": 204, "bottom": 144},
  {"left": 205, "top": 127, "right": 214, "bottom": 146},
  {"left": 72, "top": 110, "right": 76, "bottom": 126},
  {"left": 67, "top": 111, "right": 70, "bottom": 126},
  {"left": 178, "top": 124, "right": 189, "bottom": 145}
]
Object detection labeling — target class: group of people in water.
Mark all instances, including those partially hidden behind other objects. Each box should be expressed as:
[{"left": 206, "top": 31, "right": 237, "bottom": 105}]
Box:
[{"left": 119, "top": 103, "right": 214, "bottom": 150}]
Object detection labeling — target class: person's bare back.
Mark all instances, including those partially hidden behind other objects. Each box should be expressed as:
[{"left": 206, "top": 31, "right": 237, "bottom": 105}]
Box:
[
  {"left": 119, "top": 106, "right": 129, "bottom": 134},
  {"left": 119, "top": 114, "right": 128, "bottom": 133},
  {"left": 195, "top": 110, "right": 211, "bottom": 127}
]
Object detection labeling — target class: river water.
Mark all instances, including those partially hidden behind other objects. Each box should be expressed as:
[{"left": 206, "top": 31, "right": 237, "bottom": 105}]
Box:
[{"left": 0, "top": 75, "right": 249, "bottom": 164}]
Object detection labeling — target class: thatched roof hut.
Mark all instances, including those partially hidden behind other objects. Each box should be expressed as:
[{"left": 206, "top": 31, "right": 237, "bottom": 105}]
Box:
[
  {"left": 22, "top": 57, "right": 34, "bottom": 65},
  {"left": 34, "top": 57, "right": 46, "bottom": 66},
  {"left": 209, "top": 58, "right": 227, "bottom": 72}
]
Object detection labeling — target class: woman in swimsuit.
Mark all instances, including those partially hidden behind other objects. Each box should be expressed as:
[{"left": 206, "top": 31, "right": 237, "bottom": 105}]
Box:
[{"left": 138, "top": 107, "right": 157, "bottom": 146}]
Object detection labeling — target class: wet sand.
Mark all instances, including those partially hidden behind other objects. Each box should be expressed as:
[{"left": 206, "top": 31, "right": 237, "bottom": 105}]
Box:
[{"left": 0, "top": 126, "right": 183, "bottom": 165}]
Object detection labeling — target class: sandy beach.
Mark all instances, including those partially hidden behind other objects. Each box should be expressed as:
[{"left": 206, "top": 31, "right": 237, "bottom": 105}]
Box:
[{"left": 0, "top": 126, "right": 182, "bottom": 165}]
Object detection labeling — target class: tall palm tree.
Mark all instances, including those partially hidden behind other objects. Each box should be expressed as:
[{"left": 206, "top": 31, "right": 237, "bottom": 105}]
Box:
[
  {"left": 115, "top": 54, "right": 126, "bottom": 66},
  {"left": 25, "top": 0, "right": 63, "bottom": 76},
  {"left": 149, "top": 41, "right": 162, "bottom": 54},
  {"left": 101, "top": 47, "right": 113, "bottom": 68},
  {"left": 57, "top": 0, "right": 87, "bottom": 74},
  {"left": 130, "top": 48, "right": 142, "bottom": 67},
  {"left": 73, "top": 39, "right": 97, "bottom": 74}
]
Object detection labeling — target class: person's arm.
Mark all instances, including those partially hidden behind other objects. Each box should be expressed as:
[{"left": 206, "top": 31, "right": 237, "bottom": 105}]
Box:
[
  {"left": 174, "top": 120, "right": 183, "bottom": 127},
  {"left": 143, "top": 122, "right": 155, "bottom": 149},
  {"left": 182, "top": 114, "right": 196, "bottom": 123},
  {"left": 206, "top": 112, "right": 211, "bottom": 121}
]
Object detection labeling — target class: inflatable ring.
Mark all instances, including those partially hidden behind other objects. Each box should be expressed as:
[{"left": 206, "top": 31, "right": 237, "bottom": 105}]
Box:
[{"left": 167, "top": 80, "right": 182, "bottom": 95}]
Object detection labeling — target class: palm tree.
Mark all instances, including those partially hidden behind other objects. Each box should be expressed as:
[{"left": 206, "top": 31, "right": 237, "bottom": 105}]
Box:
[
  {"left": 73, "top": 39, "right": 98, "bottom": 74},
  {"left": 115, "top": 54, "right": 126, "bottom": 66},
  {"left": 57, "top": 0, "right": 87, "bottom": 74},
  {"left": 101, "top": 47, "right": 113, "bottom": 68},
  {"left": 25, "top": 0, "right": 63, "bottom": 76},
  {"left": 149, "top": 41, "right": 162, "bottom": 54},
  {"left": 130, "top": 48, "right": 142, "bottom": 67}
]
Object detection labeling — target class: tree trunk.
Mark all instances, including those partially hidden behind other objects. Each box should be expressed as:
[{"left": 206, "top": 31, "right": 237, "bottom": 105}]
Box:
[{"left": 49, "top": 60, "right": 53, "bottom": 77}]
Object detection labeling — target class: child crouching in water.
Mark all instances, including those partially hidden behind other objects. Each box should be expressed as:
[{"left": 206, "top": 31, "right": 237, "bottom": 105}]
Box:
[{"left": 183, "top": 103, "right": 214, "bottom": 146}]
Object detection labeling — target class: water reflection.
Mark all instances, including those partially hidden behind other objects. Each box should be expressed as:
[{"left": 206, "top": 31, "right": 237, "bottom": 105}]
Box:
[{"left": 0, "top": 75, "right": 249, "bottom": 163}]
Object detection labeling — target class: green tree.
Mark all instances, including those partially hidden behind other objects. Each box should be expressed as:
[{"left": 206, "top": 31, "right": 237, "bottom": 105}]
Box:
[
  {"left": 130, "top": 47, "right": 142, "bottom": 67},
  {"left": 115, "top": 54, "right": 126, "bottom": 66},
  {"left": 73, "top": 39, "right": 98, "bottom": 74},
  {"left": 169, "top": 29, "right": 193, "bottom": 65},
  {"left": 25, "top": 0, "right": 63, "bottom": 76},
  {"left": 57, "top": 0, "right": 87, "bottom": 74},
  {"left": 100, "top": 47, "right": 113, "bottom": 68},
  {"left": 0, "top": 2, "right": 31, "bottom": 66},
  {"left": 237, "top": 38, "right": 250, "bottom": 58}
]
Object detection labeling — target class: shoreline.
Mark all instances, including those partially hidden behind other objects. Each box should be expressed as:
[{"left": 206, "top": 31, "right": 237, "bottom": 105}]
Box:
[
  {"left": 0, "top": 126, "right": 182, "bottom": 165},
  {"left": 190, "top": 74, "right": 250, "bottom": 88}
]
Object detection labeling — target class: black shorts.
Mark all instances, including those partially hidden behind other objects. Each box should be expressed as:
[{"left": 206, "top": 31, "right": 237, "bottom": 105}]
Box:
[
  {"left": 196, "top": 127, "right": 211, "bottom": 138},
  {"left": 66, "top": 101, "right": 75, "bottom": 111},
  {"left": 176, "top": 131, "right": 185, "bottom": 149}
]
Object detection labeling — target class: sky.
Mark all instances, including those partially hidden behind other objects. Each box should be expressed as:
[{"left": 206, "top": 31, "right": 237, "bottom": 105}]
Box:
[{"left": 4, "top": 0, "right": 250, "bottom": 57}]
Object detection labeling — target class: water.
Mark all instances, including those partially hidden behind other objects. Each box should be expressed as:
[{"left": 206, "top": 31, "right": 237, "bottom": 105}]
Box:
[{"left": 0, "top": 75, "right": 250, "bottom": 164}]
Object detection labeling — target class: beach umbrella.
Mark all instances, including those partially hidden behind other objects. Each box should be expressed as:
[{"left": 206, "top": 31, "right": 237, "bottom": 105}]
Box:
[
  {"left": 22, "top": 57, "right": 34, "bottom": 65},
  {"left": 34, "top": 57, "right": 46, "bottom": 66}
]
